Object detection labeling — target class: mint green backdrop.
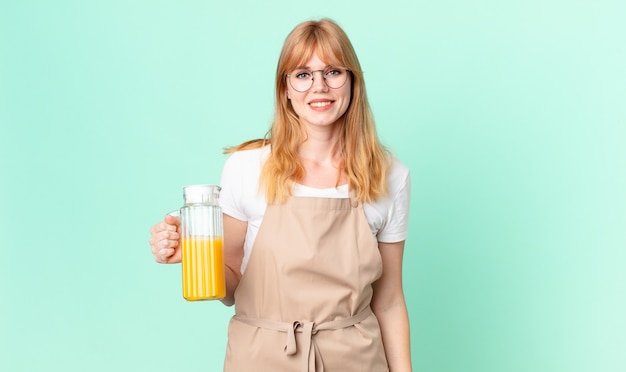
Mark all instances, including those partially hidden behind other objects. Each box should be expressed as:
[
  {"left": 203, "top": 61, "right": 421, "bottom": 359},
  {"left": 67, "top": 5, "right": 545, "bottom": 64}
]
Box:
[{"left": 1, "top": 1, "right": 624, "bottom": 371}]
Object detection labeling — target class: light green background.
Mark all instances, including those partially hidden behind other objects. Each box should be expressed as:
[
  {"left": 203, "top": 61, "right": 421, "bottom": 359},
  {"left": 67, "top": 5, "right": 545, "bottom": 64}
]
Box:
[{"left": 1, "top": 1, "right": 625, "bottom": 371}]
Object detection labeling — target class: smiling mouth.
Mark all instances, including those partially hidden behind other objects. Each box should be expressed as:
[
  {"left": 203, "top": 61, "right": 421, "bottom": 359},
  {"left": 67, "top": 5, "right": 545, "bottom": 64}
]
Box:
[{"left": 309, "top": 101, "right": 334, "bottom": 108}]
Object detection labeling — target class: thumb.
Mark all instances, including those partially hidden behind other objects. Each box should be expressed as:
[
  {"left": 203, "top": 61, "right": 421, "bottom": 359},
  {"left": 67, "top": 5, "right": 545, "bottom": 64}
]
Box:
[{"left": 164, "top": 212, "right": 181, "bottom": 227}]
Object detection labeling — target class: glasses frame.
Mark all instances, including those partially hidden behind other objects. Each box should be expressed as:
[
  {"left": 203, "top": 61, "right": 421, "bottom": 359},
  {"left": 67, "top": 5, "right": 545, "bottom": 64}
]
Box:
[{"left": 286, "top": 66, "right": 352, "bottom": 93}]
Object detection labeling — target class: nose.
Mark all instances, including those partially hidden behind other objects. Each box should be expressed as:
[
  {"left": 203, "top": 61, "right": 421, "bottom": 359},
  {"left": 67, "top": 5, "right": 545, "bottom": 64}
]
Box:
[{"left": 310, "top": 70, "right": 329, "bottom": 92}]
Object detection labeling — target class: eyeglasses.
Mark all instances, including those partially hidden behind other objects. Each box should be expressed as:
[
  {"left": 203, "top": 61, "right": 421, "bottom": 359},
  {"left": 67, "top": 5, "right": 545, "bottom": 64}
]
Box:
[{"left": 287, "top": 66, "right": 351, "bottom": 92}]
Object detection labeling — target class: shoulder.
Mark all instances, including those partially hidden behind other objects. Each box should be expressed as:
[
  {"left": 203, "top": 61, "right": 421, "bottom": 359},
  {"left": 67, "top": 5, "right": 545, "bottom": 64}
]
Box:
[
  {"left": 362, "top": 155, "right": 410, "bottom": 242},
  {"left": 387, "top": 155, "right": 410, "bottom": 194},
  {"left": 220, "top": 146, "right": 269, "bottom": 221},
  {"left": 222, "top": 145, "right": 270, "bottom": 187},
  {"left": 224, "top": 145, "right": 270, "bottom": 167},
  {"left": 222, "top": 145, "right": 270, "bottom": 179}
]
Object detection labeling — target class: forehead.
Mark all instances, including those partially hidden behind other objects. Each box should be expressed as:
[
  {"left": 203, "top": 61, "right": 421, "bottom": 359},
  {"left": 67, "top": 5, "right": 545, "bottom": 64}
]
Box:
[{"left": 295, "top": 51, "right": 332, "bottom": 69}]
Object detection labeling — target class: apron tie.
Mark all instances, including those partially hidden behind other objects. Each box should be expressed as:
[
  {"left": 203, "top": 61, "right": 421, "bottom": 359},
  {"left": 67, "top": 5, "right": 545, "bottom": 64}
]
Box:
[{"left": 233, "top": 307, "right": 373, "bottom": 372}]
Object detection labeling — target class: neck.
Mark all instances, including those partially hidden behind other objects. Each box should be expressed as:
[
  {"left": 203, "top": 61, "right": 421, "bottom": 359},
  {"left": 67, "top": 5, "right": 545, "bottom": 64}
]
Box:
[{"left": 298, "top": 123, "right": 343, "bottom": 165}]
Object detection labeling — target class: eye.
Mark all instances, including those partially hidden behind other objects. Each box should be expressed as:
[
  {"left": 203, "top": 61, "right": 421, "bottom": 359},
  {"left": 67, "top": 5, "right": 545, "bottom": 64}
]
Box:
[
  {"left": 293, "top": 70, "right": 311, "bottom": 79},
  {"left": 325, "top": 68, "right": 344, "bottom": 77}
]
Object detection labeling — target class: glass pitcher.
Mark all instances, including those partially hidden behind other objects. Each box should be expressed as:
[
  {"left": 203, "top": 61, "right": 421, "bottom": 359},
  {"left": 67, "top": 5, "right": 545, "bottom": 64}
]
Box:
[{"left": 179, "top": 184, "right": 225, "bottom": 301}]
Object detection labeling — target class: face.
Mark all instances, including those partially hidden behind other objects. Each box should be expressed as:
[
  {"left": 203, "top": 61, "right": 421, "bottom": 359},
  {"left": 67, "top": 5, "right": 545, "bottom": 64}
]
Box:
[{"left": 286, "top": 51, "right": 352, "bottom": 130}]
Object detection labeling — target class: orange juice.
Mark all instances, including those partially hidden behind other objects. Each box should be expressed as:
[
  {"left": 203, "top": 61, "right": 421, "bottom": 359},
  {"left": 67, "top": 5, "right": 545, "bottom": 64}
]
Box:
[{"left": 181, "top": 237, "right": 225, "bottom": 301}]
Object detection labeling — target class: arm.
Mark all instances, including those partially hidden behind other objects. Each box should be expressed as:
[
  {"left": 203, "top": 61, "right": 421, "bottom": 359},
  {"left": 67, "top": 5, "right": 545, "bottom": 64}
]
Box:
[
  {"left": 371, "top": 240, "right": 412, "bottom": 372},
  {"left": 221, "top": 213, "right": 247, "bottom": 306}
]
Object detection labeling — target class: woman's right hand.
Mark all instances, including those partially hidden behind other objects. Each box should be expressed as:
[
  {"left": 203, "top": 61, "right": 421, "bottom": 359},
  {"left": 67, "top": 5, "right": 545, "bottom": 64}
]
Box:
[{"left": 149, "top": 214, "right": 181, "bottom": 264}]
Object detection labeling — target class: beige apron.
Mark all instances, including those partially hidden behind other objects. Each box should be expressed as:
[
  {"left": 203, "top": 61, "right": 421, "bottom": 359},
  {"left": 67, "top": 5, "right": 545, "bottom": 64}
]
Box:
[{"left": 224, "top": 194, "right": 389, "bottom": 372}]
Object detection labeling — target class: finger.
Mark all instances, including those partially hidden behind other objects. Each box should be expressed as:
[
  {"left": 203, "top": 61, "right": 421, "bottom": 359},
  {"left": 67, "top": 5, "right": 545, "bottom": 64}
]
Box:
[
  {"left": 156, "top": 248, "right": 175, "bottom": 263},
  {"left": 164, "top": 214, "right": 181, "bottom": 227},
  {"left": 148, "top": 231, "right": 176, "bottom": 248},
  {"left": 158, "top": 230, "right": 180, "bottom": 243},
  {"left": 150, "top": 222, "right": 177, "bottom": 235},
  {"left": 152, "top": 242, "right": 175, "bottom": 261},
  {"left": 150, "top": 234, "right": 178, "bottom": 256}
]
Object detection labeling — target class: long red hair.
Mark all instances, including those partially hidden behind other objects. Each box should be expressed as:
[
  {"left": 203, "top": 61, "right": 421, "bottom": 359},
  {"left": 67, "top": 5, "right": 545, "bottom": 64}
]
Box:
[{"left": 226, "top": 19, "right": 389, "bottom": 204}]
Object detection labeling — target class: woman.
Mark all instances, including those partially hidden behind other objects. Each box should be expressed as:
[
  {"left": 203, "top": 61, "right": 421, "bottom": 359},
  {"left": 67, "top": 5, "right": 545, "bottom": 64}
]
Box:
[{"left": 150, "top": 18, "right": 412, "bottom": 371}]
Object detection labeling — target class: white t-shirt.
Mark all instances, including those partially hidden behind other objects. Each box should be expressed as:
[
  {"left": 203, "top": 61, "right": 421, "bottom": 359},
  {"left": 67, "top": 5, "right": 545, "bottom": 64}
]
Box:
[{"left": 219, "top": 146, "right": 411, "bottom": 273}]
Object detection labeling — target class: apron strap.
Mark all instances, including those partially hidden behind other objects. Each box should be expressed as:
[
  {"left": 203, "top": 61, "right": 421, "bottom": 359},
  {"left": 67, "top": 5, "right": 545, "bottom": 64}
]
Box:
[{"left": 233, "top": 307, "right": 373, "bottom": 372}]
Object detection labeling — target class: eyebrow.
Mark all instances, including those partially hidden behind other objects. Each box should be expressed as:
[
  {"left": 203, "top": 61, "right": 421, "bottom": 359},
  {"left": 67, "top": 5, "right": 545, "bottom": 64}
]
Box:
[{"left": 294, "top": 65, "right": 333, "bottom": 70}]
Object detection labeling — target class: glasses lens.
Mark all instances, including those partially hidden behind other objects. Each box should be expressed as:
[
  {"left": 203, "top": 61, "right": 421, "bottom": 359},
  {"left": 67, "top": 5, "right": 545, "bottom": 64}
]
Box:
[
  {"left": 289, "top": 69, "right": 313, "bottom": 92},
  {"left": 288, "top": 67, "right": 349, "bottom": 92},
  {"left": 324, "top": 67, "right": 349, "bottom": 89}
]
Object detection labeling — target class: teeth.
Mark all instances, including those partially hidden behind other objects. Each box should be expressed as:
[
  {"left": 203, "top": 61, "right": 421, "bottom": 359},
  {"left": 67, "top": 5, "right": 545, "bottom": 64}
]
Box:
[{"left": 310, "top": 101, "right": 332, "bottom": 107}]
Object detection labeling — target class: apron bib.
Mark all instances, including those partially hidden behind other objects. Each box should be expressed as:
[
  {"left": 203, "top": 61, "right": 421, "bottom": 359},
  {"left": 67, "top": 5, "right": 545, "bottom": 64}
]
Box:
[{"left": 224, "top": 194, "right": 389, "bottom": 372}]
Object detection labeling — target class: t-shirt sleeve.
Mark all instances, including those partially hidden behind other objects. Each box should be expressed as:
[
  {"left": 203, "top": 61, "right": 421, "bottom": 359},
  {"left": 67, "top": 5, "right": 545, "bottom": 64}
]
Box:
[
  {"left": 376, "top": 163, "right": 411, "bottom": 243},
  {"left": 219, "top": 152, "right": 248, "bottom": 221}
]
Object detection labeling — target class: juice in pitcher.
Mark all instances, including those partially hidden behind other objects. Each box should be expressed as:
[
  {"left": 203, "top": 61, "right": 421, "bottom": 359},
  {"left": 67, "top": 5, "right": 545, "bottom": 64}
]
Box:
[{"left": 181, "top": 236, "right": 225, "bottom": 300}]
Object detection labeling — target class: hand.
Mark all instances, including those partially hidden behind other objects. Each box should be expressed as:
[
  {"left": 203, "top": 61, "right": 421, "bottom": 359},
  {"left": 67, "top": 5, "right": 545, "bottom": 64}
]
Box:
[{"left": 149, "top": 214, "right": 181, "bottom": 264}]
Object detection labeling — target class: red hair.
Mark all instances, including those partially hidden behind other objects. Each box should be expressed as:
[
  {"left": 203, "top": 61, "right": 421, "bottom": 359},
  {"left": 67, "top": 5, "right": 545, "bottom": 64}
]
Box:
[{"left": 226, "top": 19, "right": 389, "bottom": 204}]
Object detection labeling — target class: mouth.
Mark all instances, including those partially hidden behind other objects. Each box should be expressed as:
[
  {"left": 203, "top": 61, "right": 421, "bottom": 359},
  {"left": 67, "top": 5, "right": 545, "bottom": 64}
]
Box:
[{"left": 308, "top": 100, "right": 335, "bottom": 108}]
